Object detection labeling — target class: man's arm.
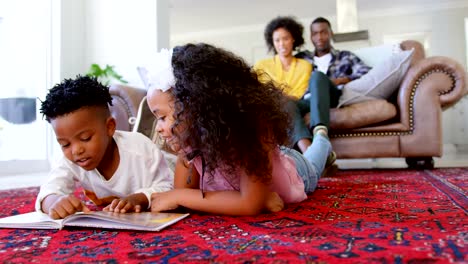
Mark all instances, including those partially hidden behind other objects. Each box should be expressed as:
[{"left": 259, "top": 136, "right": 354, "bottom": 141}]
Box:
[
  {"left": 332, "top": 76, "right": 352, "bottom": 86},
  {"left": 345, "top": 51, "right": 371, "bottom": 80},
  {"left": 329, "top": 50, "right": 371, "bottom": 85}
]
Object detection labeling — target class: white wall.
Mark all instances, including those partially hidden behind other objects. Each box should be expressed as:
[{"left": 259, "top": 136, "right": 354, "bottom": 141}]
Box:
[
  {"left": 0, "top": 0, "right": 49, "bottom": 98},
  {"left": 59, "top": 1, "right": 85, "bottom": 80},
  {"left": 171, "top": 7, "right": 468, "bottom": 69},
  {"left": 362, "top": 8, "right": 467, "bottom": 65},
  {"left": 171, "top": 7, "right": 468, "bottom": 145},
  {"left": 60, "top": 0, "right": 170, "bottom": 87}
]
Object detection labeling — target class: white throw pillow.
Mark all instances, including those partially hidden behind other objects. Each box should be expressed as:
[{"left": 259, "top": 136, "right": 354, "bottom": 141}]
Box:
[
  {"left": 354, "top": 43, "right": 402, "bottom": 68},
  {"left": 338, "top": 48, "right": 414, "bottom": 108}
]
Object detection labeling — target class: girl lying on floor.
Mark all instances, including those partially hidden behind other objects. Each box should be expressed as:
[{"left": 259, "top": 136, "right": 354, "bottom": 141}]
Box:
[{"left": 145, "top": 43, "right": 333, "bottom": 215}]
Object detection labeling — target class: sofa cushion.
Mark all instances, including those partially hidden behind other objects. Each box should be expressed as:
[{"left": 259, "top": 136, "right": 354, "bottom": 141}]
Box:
[
  {"left": 330, "top": 99, "right": 397, "bottom": 130},
  {"left": 353, "top": 43, "right": 402, "bottom": 68},
  {"left": 338, "top": 48, "right": 414, "bottom": 107}
]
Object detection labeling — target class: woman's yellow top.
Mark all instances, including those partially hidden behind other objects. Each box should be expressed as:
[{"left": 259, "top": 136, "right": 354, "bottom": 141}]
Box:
[{"left": 254, "top": 55, "right": 312, "bottom": 99}]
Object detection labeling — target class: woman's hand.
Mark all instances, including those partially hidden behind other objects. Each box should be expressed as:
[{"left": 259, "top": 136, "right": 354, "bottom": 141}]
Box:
[
  {"left": 103, "top": 193, "right": 148, "bottom": 213},
  {"left": 151, "top": 190, "right": 180, "bottom": 212}
]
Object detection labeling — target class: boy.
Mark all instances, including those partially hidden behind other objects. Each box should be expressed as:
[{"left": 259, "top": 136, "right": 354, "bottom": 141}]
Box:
[{"left": 36, "top": 75, "right": 173, "bottom": 219}]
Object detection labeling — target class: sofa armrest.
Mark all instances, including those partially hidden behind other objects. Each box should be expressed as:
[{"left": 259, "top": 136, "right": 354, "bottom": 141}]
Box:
[
  {"left": 400, "top": 40, "right": 425, "bottom": 66},
  {"left": 109, "top": 84, "right": 147, "bottom": 131},
  {"left": 397, "top": 56, "right": 467, "bottom": 128}
]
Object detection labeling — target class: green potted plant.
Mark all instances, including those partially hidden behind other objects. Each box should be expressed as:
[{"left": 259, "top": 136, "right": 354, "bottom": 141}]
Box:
[{"left": 86, "top": 64, "right": 128, "bottom": 86}]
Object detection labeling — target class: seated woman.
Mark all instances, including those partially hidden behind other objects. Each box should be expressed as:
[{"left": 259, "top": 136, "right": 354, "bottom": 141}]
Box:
[{"left": 254, "top": 16, "right": 313, "bottom": 153}]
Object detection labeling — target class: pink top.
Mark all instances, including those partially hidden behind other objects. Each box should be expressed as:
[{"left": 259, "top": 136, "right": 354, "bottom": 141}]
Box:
[{"left": 191, "top": 147, "right": 307, "bottom": 203}]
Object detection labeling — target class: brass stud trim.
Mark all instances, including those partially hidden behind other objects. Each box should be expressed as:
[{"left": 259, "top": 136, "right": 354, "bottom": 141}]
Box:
[{"left": 331, "top": 68, "right": 456, "bottom": 138}]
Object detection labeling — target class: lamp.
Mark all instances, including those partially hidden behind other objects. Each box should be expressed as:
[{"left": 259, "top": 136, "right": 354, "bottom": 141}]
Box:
[{"left": 0, "top": 98, "right": 37, "bottom": 124}]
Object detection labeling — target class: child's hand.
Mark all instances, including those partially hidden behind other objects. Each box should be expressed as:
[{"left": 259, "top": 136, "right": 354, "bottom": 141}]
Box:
[
  {"left": 265, "top": 192, "right": 284, "bottom": 213},
  {"left": 151, "top": 191, "right": 179, "bottom": 212},
  {"left": 103, "top": 193, "right": 148, "bottom": 213},
  {"left": 48, "top": 194, "right": 90, "bottom": 219}
]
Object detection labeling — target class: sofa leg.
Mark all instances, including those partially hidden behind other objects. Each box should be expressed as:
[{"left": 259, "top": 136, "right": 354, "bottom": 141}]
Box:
[{"left": 405, "top": 157, "right": 435, "bottom": 170}]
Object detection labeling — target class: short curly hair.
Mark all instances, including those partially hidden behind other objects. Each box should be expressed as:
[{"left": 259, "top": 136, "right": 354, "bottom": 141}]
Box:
[
  {"left": 40, "top": 75, "right": 113, "bottom": 122},
  {"left": 170, "top": 43, "right": 291, "bottom": 182},
  {"left": 264, "top": 16, "right": 305, "bottom": 54},
  {"left": 311, "top": 17, "right": 332, "bottom": 32}
]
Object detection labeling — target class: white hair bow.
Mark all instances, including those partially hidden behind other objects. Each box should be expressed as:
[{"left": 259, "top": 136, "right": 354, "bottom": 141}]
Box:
[{"left": 139, "top": 48, "right": 175, "bottom": 92}]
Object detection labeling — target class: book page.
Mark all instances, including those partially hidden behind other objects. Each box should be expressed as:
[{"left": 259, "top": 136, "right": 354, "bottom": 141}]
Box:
[
  {"left": 63, "top": 211, "right": 189, "bottom": 231},
  {"left": 0, "top": 212, "right": 63, "bottom": 229}
]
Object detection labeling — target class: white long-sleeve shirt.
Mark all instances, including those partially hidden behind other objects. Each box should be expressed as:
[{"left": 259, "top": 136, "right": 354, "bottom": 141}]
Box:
[{"left": 35, "top": 130, "right": 173, "bottom": 212}]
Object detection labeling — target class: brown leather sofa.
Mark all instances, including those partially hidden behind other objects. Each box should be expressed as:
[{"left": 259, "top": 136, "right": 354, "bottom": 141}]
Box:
[
  {"left": 109, "top": 84, "right": 163, "bottom": 147},
  {"left": 108, "top": 40, "right": 468, "bottom": 169},
  {"left": 326, "top": 41, "right": 467, "bottom": 168},
  {"left": 108, "top": 84, "right": 147, "bottom": 132}
]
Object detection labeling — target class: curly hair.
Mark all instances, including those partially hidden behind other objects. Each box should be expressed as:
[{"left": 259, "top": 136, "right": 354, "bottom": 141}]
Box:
[
  {"left": 264, "top": 16, "right": 305, "bottom": 54},
  {"left": 40, "top": 75, "right": 113, "bottom": 122},
  {"left": 170, "top": 43, "right": 291, "bottom": 182}
]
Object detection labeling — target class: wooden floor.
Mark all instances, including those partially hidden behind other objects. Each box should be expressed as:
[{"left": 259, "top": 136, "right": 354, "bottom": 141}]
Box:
[
  {"left": 1, "top": 144, "right": 467, "bottom": 190},
  {"left": 337, "top": 144, "right": 468, "bottom": 169}
]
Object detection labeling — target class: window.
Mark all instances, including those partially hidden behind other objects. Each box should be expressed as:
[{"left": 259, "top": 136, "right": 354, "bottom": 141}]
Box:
[{"left": 0, "top": 0, "right": 52, "bottom": 174}]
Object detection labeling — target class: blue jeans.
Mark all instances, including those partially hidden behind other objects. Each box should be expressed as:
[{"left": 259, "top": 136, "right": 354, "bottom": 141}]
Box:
[
  {"left": 288, "top": 71, "right": 342, "bottom": 147},
  {"left": 280, "top": 134, "right": 332, "bottom": 193}
]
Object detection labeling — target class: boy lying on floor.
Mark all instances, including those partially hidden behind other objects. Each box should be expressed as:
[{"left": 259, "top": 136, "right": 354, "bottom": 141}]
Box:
[{"left": 36, "top": 75, "right": 173, "bottom": 219}]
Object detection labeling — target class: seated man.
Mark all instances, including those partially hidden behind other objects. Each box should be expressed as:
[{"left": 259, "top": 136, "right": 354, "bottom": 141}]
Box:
[{"left": 293, "top": 17, "right": 371, "bottom": 153}]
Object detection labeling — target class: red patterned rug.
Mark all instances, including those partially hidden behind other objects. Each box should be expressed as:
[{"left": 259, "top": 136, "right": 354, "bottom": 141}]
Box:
[{"left": 0, "top": 168, "right": 466, "bottom": 263}]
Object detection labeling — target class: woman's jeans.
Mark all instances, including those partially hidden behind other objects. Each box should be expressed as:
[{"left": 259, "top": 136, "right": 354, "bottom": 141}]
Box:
[{"left": 287, "top": 71, "right": 342, "bottom": 147}]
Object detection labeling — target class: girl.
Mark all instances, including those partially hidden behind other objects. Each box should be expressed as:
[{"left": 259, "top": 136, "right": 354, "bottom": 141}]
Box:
[{"left": 145, "top": 44, "right": 332, "bottom": 216}]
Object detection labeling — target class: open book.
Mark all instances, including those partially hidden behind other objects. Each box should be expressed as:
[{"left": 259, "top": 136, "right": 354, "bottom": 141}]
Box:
[{"left": 0, "top": 211, "right": 189, "bottom": 232}]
